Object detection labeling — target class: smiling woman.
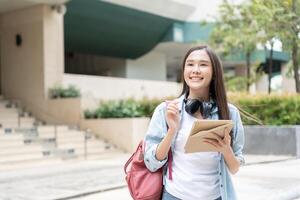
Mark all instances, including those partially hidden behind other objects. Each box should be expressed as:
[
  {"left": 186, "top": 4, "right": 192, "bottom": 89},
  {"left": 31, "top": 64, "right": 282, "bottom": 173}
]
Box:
[
  {"left": 184, "top": 49, "right": 213, "bottom": 102},
  {"left": 143, "top": 45, "right": 245, "bottom": 200}
]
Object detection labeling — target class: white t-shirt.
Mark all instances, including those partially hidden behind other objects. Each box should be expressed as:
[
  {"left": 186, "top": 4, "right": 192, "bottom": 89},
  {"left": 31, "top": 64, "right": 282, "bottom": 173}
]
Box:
[{"left": 165, "top": 109, "right": 221, "bottom": 200}]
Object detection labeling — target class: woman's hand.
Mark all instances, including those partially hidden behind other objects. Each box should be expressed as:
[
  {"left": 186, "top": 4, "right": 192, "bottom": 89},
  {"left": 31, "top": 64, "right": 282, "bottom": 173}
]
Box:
[
  {"left": 155, "top": 99, "right": 180, "bottom": 161},
  {"left": 165, "top": 99, "right": 180, "bottom": 135},
  {"left": 203, "top": 129, "right": 241, "bottom": 174},
  {"left": 202, "top": 128, "right": 232, "bottom": 155}
]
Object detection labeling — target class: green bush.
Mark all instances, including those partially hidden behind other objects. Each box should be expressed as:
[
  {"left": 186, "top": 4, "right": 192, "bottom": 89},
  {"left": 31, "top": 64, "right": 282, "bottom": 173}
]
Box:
[
  {"left": 49, "top": 85, "right": 81, "bottom": 99},
  {"left": 84, "top": 110, "right": 97, "bottom": 119},
  {"left": 83, "top": 97, "right": 166, "bottom": 119},
  {"left": 229, "top": 93, "right": 300, "bottom": 125},
  {"left": 84, "top": 94, "right": 300, "bottom": 125}
]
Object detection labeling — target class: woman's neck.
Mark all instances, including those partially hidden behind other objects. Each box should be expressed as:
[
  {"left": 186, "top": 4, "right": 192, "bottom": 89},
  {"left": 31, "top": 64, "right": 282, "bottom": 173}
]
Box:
[{"left": 188, "top": 89, "right": 210, "bottom": 101}]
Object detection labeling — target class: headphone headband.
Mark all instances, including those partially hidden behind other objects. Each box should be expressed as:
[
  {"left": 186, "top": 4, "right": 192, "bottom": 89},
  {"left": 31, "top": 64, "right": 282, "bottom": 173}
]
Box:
[{"left": 184, "top": 93, "right": 216, "bottom": 119}]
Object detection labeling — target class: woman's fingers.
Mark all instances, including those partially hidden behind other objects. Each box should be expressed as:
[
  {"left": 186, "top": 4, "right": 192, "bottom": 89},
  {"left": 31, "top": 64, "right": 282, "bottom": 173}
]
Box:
[
  {"left": 203, "top": 139, "right": 221, "bottom": 148},
  {"left": 165, "top": 100, "right": 180, "bottom": 107},
  {"left": 224, "top": 129, "right": 231, "bottom": 144},
  {"left": 167, "top": 110, "right": 177, "bottom": 115},
  {"left": 168, "top": 103, "right": 179, "bottom": 110},
  {"left": 166, "top": 100, "right": 180, "bottom": 115},
  {"left": 210, "top": 132, "right": 225, "bottom": 145},
  {"left": 167, "top": 106, "right": 179, "bottom": 115},
  {"left": 167, "top": 106, "right": 178, "bottom": 112}
]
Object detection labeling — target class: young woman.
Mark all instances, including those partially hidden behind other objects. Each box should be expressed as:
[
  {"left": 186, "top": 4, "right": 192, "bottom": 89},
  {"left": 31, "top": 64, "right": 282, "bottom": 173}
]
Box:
[{"left": 144, "top": 45, "right": 245, "bottom": 200}]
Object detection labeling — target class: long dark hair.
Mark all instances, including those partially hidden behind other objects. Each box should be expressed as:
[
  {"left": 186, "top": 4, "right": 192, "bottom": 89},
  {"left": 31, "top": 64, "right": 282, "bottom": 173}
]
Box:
[{"left": 179, "top": 45, "right": 230, "bottom": 121}]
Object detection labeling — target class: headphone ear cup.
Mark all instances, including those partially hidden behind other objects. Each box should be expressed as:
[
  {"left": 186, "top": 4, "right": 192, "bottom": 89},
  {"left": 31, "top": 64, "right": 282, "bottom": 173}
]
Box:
[{"left": 185, "top": 99, "right": 201, "bottom": 115}]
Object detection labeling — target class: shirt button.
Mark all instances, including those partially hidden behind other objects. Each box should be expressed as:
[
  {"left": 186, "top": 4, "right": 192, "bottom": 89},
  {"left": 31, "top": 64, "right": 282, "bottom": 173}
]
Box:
[
  {"left": 219, "top": 172, "right": 222, "bottom": 175},
  {"left": 221, "top": 184, "right": 223, "bottom": 187}
]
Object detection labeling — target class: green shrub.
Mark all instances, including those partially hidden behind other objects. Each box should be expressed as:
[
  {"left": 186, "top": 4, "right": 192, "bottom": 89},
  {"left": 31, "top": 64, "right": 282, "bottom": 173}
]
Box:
[
  {"left": 83, "top": 97, "right": 169, "bottom": 119},
  {"left": 228, "top": 93, "right": 300, "bottom": 125},
  {"left": 84, "top": 110, "right": 97, "bottom": 119},
  {"left": 84, "top": 94, "right": 300, "bottom": 125},
  {"left": 49, "top": 85, "right": 81, "bottom": 99},
  {"left": 96, "top": 99, "right": 142, "bottom": 118}
]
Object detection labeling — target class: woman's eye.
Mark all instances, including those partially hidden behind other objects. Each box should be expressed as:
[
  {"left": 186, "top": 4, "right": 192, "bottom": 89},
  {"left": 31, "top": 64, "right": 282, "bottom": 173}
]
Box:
[{"left": 187, "top": 63, "right": 193, "bottom": 66}]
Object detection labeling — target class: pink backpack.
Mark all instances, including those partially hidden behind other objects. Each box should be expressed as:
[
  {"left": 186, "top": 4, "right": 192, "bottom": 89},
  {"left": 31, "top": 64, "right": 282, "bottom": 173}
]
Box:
[{"left": 124, "top": 140, "right": 172, "bottom": 200}]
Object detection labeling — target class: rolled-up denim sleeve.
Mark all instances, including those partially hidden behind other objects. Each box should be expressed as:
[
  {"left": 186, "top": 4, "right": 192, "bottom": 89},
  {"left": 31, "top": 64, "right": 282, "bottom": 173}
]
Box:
[
  {"left": 231, "top": 106, "right": 245, "bottom": 166},
  {"left": 144, "top": 103, "right": 168, "bottom": 172}
]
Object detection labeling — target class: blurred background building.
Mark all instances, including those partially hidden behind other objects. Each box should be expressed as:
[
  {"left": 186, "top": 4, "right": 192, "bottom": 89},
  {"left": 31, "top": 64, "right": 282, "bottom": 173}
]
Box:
[{"left": 0, "top": 0, "right": 294, "bottom": 107}]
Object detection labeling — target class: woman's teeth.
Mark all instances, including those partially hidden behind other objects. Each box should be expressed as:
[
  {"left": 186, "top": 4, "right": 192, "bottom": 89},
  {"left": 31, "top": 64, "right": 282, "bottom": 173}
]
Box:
[{"left": 190, "top": 77, "right": 203, "bottom": 80}]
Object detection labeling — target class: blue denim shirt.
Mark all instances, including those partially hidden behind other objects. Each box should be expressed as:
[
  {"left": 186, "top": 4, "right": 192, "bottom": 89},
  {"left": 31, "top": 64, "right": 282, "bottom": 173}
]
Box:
[{"left": 144, "top": 94, "right": 245, "bottom": 200}]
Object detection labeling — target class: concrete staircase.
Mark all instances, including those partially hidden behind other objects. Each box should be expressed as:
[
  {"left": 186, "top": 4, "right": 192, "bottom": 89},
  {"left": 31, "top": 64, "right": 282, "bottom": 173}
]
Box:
[{"left": 0, "top": 95, "right": 122, "bottom": 170}]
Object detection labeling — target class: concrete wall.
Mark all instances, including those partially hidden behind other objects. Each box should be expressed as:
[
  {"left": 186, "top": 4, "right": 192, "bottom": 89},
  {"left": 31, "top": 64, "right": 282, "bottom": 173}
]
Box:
[
  {"left": 65, "top": 53, "right": 126, "bottom": 77},
  {"left": 0, "top": 5, "right": 65, "bottom": 124},
  {"left": 40, "top": 98, "right": 82, "bottom": 125},
  {"left": 43, "top": 5, "right": 64, "bottom": 98},
  {"left": 244, "top": 126, "right": 300, "bottom": 157},
  {"left": 1, "top": 5, "right": 45, "bottom": 102},
  {"left": 63, "top": 73, "right": 181, "bottom": 104},
  {"left": 126, "top": 51, "right": 167, "bottom": 81},
  {"left": 80, "top": 117, "right": 150, "bottom": 152},
  {"left": 1, "top": 5, "right": 64, "bottom": 101},
  {"left": 80, "top": 120, "right": 300, "bottom": 156}
]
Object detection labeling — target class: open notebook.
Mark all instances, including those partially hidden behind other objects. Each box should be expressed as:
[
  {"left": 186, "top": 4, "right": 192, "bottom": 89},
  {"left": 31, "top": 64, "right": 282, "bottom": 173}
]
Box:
[{"left": 184, "top": 120, "right": 233, "bottom": 153}]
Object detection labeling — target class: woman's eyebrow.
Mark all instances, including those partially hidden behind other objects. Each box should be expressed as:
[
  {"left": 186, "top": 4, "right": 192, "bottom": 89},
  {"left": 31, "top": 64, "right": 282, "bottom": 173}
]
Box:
[{"left": 186, "top": 59, "right": 210, "bottom": 63}]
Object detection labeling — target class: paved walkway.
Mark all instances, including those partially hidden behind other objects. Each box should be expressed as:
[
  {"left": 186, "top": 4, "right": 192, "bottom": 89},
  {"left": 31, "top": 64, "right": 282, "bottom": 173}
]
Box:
[
  {"left": 0, "top": 154, "right": 129, "bottom": 200},
  {"left": 0, "top": 154, "right": 299, "bottom": 200}
]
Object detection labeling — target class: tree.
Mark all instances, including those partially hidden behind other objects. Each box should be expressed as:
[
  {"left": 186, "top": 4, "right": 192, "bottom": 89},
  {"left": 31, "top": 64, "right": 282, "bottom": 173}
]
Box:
[
  {"left": 248, "top": 0, "right": 285, "bottom": 93},
  {"left": 209, "top": 1, "right": 258, "bottom": 92},
  {"left": 281, "top": 0, "right": 300, "bottom": 93}
]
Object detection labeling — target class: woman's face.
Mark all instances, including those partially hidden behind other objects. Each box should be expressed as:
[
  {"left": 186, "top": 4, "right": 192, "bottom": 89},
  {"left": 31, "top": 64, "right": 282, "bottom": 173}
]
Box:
[{"left": 183, "top": 49, "right": 213, "bottom": 92}]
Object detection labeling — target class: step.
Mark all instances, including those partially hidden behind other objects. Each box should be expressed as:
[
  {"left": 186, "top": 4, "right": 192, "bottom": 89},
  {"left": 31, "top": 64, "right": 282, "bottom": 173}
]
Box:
[
  {"left": 57, "top": 137, "right": 85, "bottom": 144},
  {"left": 0, "top": 109, "right": 19, "bottom": 116},
  {"left": 0, "top": 122, "right": 19, "bottom": 128},
  {"left": 37, "top": 126, "right": 55, "bottom": 133},
  {"left": 19, "top": 122, "right": 35, "bottom": 128},
  {"left": 75, "top": 150, "right": 124, "bottom": 160},
  {"left": 0, "top": 140, "right": 25, "bottom": 148},
  {"left": 0, "top": 144, "right": 43, "bottom": 156},
  {"left": 56, "top": 125, "right": 70, "bottom": 132},
  {"left": 74, "top": 149, "right": 112, "bottom": 156},
  {"left": 57, "top": 141, "right": 110, "bottom": 150},
  {"left": 20, "top": 117, "right": 35, "bottom": 123},
  {"left": 57, "top": 140, "right": 109, "bottom": 148},
  {"left": 38, "top": 131, "right": 84, "bottom": 140},
  {"left": 0, "top": 134, "right": 24, "bottom": 140},
  {"left": 0, "top": 118, "right": 18, "bottom": 123},
  {"left": 0, "top": 151, "right": 44, "bottom": 163},
  {"left": 0, "top": 104, "right": 12, "bottom": 109},
  {"left": 0, "top": 128, "right": 16, "bottom": 134},
  {"left": 56, "top": 130, "right": 84, "bottom": 137}
]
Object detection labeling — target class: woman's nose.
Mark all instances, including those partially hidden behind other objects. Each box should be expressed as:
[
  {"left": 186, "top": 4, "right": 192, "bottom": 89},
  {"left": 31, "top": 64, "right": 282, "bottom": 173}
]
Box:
[{"left": 192, "top": 65, "right": 201, "bottom": 73}]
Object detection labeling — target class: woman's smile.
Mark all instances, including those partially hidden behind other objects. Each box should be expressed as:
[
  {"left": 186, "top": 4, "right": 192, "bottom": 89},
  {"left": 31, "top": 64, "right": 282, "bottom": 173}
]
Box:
[{"left": 189, "top": 76, "right": 204, "bottom": 81}]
